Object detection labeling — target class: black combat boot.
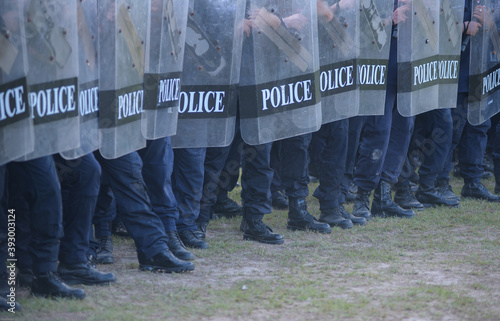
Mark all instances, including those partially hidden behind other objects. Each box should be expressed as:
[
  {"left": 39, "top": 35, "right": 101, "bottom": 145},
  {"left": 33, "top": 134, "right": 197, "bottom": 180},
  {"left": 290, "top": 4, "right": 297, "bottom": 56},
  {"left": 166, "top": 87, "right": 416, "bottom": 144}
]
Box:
[
  {"left": 416, "top": 182, "right": 459, "bottom": 207},
  {"left": 241, "top": 217, "right": 284, "bottom": 245},
  {"left": 339, "top": 205, "right": 367, "bottom": 225},
  {"left": 211, "top": 198, "right": 242, "bottom": 218},
  {"left": 178, "top": 229, "right": 209, "bottom": 249},
  {"left": 287, "top": 198, "right": 331, "bottom": 234},
  {"left": 96, "top": 236, "right": 114, "bottom": 264},
  {"left": 31, "top": 271, "right": 86, "bottom": 299},
  {"left": 318, "top": 208, "right": 353, "bottom": 229},
  {"left": 352, "top": 188, "right": 372, "bottom": 221},
  {"left": 165, "top": 231, "right": 195, "bottom": 261},
  {"left": 138, "top": 250, "right": 195, "bottom": 273},
  {"left": 461, "top": 182, "right": 500, "bottom": 202},
  {"left": 58, "top": 262, "right": 116, "bottom": 286},
  {"left": 272, "top": 191, "right": 289, "bottom": 210},
  {"left": 394, "top": 184, "right": 424, "bottom": 210},
  {"left": 371, "top": 181, "right": 415, "bottom": 218},
  {"left": 435, "top": 179, "right": 460, "bottom": 201}
]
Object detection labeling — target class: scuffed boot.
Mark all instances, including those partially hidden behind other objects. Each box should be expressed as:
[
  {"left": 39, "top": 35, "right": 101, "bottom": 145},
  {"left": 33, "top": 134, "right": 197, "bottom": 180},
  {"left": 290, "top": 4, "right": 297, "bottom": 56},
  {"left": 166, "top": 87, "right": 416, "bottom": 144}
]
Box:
[
  {"left": 287, "top": 198, "right": 331, "bottom": 234},
  {"left": 371, "top": 181, "right": 415, "bottom": 218},
  {"left": 352, "top": 188, "right": 372, "bottom": 221}
]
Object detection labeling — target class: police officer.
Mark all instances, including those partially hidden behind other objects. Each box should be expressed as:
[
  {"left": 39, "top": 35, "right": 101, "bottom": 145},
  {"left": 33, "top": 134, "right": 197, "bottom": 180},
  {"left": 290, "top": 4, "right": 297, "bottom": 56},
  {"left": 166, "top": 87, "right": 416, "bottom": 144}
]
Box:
[
  {"left": 7, "top": 157, "right": 86, "bottom": 298},
  {"left": 436, "top": 0, "right": 500, "bottom": 202},
  {"left": 352, "top": 1, "right": 416, "bottom": 219},
  {"left": 53, "top": 154, "right": 117, "bottom": 285}
]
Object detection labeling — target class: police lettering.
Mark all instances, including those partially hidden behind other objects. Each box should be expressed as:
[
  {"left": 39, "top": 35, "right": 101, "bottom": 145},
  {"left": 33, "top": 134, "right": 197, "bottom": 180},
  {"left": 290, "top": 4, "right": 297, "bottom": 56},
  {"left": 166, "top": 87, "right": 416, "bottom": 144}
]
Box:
[
  {"left": 178, "top": 91, "right": 225, "bottom": 113},
  {"left": 320, "top": 65, "right": 354, "bottom": 92},
  {"left": 261, "top": 80, "right": 312, "bottom": 111},
  {"left": 118, "top": 90, "right": 143, "bottom": 120},
  {"left": 358, "top": 64, "right": 386, "bottom": 85},
  {"left": 414, "top": 59, "right": 459, "bottom": 86},
  {"left": 0, "top": 85, "right": 26, "bottom": 121},
  {"left": 483, "top": 67, "right": 500, "bottom": 96},
  {"left": 79, "top": 86, "right": 99, "bottom": 116},
  {"left": 29, "top": 85, "right": 76, "bottom": 119},
  {"left": 158, "top": 78, "right": 180, "bottom": 104},
  {"left": 438, "top": 60, "right": 459, "bottom": 80}
]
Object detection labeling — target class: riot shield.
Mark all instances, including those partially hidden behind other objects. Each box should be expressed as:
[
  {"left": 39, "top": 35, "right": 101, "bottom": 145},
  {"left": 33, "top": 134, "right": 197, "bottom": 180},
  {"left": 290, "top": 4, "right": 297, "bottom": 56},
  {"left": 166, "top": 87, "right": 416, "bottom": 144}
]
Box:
[
  {"left": 170, "top": 0, "right": 245, "bottom": 148},
  {"left": 0, "top": 2, "right": 34, "bottom": 165},
  {"left": 357, "top": 0, "right": 392, "bottom": 116},
  {"left": 98, "top": 0, "right": 149, "bottom": 159},
  {"left": 438, "top": 0, "right": 463, "bottom": 110},
  {"left": 61, "top": 0, "right": 99, "bottom": 160},
  {"left": 397, "top": 0, "right": 441, "bottom": 116},
  {"left": 317, "top": 0, "right": 359, "bottom": 123},
  {"left": 468, "top": 1, "right": 500, "bottom": 125},
  {"left": 239, "top": 0, "right": 322, "bottom": 145},
  {"left": 19, "top": 0, "right": 80, "bottom": 161},
  {"left": 141, "top": 0, "right": 188, "bottom": 140}
]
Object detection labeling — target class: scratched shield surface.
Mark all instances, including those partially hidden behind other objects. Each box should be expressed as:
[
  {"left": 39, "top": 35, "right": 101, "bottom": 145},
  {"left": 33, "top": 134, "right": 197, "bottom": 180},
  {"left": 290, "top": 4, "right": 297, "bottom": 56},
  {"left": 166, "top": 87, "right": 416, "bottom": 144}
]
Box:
[
  {"left": 61, "top": 0, "right": 99, "bottom": 159},
  {"left": 357, "top": 0, "right": 392, "bottom": 116},
  {"left": 141, "top": 0, "right": 188, "bottom": 140},
  {"left": 316, "top": 0, "right": 360, "bottom": 123},
  {"left": 98, "top": 0, "right": 149, "bottom": 159},
  {"left": 468, "top": 0, "right": 500, "bottom": 125},
  {"left": 170, "top": 0, "right": 245, "bottom": 148},
  {"left": 0, "top": 1, "right": 34, "bottom": 165},
  {"left": 239, "top": 0, "right": 322, "bottom": 145},
  {"left": 19, "top": 0, "right": 80, "bottom": 161}
]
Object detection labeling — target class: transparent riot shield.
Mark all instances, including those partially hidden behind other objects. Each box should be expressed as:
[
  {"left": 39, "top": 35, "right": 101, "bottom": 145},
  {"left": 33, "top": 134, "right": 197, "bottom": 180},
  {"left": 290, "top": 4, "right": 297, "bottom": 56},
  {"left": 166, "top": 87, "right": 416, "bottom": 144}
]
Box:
[
  {"left": 239, "top": 0, "right": 322, "bottom": 145},
  {"left": 142, "top": 0, "right": 188, "bottom": 140},
  {"left": 61, "top": 0, "right": 99, "bottom": 160},
  {"left": 170, "top": 0, "right": 245, "bottom": 148},
  {"left": 0, "top": 2, "right": 33, "bottom": 165},
  {"left": 438, "top": 0, "right": 464, "bottom": 110},
  {"left": 98, "top": 0, "right": 149, "bottom": 159},
  {"left": 317, "top": 0, "right": 359, "bottom": 123},
  {"left": 19, "top": 0, "right": 80, "bottom": 161},
  {"left": 357, "top": 0, "right": 392, "bottom": 116},
  {"left": 397, "top": 0, "right": 441, "bottom": 116},
  {"left": 468, "top": 1, "right": 500, "bottom": 125}
]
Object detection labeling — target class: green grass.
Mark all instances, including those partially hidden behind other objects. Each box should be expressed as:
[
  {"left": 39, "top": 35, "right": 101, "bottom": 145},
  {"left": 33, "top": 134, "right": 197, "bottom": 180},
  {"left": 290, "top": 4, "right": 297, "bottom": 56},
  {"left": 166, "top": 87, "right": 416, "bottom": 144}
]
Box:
[{"left": 7, "top": 176, "right": 500, "bottom": 320}]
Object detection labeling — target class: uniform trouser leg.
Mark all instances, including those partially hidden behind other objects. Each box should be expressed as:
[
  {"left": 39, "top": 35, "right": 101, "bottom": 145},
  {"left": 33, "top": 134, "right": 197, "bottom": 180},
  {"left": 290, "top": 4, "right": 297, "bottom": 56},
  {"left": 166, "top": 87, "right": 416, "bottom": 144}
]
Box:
[
  {"left": 173, "top": 148, "right": 206, "bottom": 231},
  {"left": 456, "top": 94, "right": 490, "bottom": 183},
  {"left": 199, "top": 145, "right": 232, "bottom": 223},
  {"left": 270, "top": 141, "right": 283, "bottom": 196},
  {"left": 439, "top": 94, "right": 490, "bottom": 183},
  {"left": 92, "top": 179, "right": 115, "bottom": 238},
  {"left": 353, "top": 86, "right": 395, "bottom": 192},
  {"left": 96, "top": 152, "right": 168, "bottom": 260},
  {"left": 139, "top": 138, "right": 179, "bottom": 232},
  {"left": 493, "top": 121, "right": 500, "bottom": 181},
  {"left": 380, "top": 108, "right": 415, "bottom": 184},
  {"left": 7, "top": 157, "right": 63, "bottom": 274},
  {"left": 241, "top": 142, "right": 273, "bottom": 220},
  {"left": 312, "top": 120, "right": 348, "bottom": 210},
  {"left": 54, "top": 154, "right": 101, "bottom": 265},
  {"left": 279, "top": 134, "right": 312, "bottom": 198},
  {"left": 216, "top": 130, "right": 242, "bottom": 202}
]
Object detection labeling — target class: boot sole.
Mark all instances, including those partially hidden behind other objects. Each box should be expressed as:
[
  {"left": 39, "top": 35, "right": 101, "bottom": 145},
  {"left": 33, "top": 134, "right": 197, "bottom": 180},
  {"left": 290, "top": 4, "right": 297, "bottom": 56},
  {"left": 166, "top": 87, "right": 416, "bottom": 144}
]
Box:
[
  {"left": 139, "top": 265, "right": 195, "bottom": 273},
  {"left": 60, "top": 276, "right": 117, "bottom": 286},
  {"left": 286, "top": 225, "right": 331, "bottom": 234},
  {"left": 96, "top": 257, "right": 114, "bottom": 265},
  {"left": 243, "top": 234, "right": 284, "bottom": 245},
  {"left": 371, "top": 211, "right": 416, "bottom": 219}
]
